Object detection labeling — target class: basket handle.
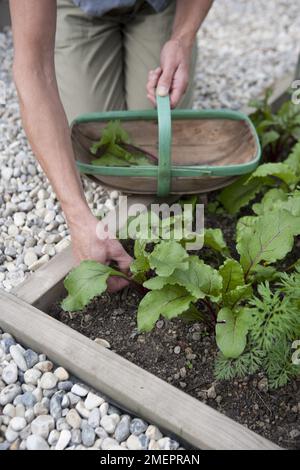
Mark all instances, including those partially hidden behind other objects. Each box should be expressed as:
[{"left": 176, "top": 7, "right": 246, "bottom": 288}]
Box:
[{"left": 156, "top": 93, "right": 172, "bottom": 197}]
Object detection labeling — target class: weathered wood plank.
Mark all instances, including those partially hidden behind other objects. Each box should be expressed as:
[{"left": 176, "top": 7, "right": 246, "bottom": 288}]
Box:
[{"left": 0, "top": 290, "right": 280, "bottom": 450}]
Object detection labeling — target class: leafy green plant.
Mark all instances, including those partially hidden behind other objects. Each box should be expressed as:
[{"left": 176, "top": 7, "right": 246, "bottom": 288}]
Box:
[
  {"left": 61, "top": 261, "right": 127, "bottom": 311},
  {"left": 219, "top": 87, "right": 300, "bottom": 215},
  {"left": 216, "top": 275, "right": 300, "bottom": 388},
  {"left": 90, "top": 120, "right": 157, "bottom": 167},
  {"left": 61, "top": 95, "right": 300, "bottom": 390},
  {"left": 249, "top": 88, "right": 300, "bottom": 160},
  {"left": 62, "top": 200, "right": 300, "bottom": 387},
  {"left": 219, "top": 141, "right": 300, "bottom": 214}
]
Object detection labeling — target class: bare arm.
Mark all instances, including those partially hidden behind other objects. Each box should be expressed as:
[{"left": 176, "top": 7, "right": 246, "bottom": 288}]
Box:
[
  {"left": 10, "top": 0, "right": 131, "bottom": 289},
  {"left": 147, "top": 0, "right": 214, "bottom": 107},
  {"left": 10, "top": 0, "right": 88, "bottom": 222},
  {"left": 171, "top": 0, "right": 214, "bottom": 47}
]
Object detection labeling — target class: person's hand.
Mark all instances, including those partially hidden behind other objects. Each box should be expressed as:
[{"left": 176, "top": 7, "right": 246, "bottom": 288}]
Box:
[
  {"left": 68, "top": 212, "right": 132, "bottom": 293},
  {"left": 147, "top": 38, "right": 193, "bottom": 108}
]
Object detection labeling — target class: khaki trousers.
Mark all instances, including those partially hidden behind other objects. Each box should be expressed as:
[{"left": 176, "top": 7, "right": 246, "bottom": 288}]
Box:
[{"left": 55, "top": 0, "right": 197, "bottom": 122}]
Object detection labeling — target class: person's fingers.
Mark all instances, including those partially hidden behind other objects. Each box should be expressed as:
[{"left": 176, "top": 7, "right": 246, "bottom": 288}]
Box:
[
  {"left": 147, "top": 93, "right": 156, "bottom": 106},
  {"left": 156, "top": 61, "right": 176, "bottom": 97},
  {"left": 108, "top": 241, "right": 133, "bottom": 274},
  {"left": 146, "top": 67, "right": 161, "bottom": 92},
  {"left": 146, "top": 67, "right": 161, "bottom": 105},
  {"left": 169, "top": 65, "right": 189, "bottom": 108},
  {"left": 107, "top": 276, "right": 129, "bottom": 293}
]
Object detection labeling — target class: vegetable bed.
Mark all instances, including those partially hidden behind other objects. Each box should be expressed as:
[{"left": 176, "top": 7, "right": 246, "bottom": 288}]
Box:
[
  {"left": 48, "top": 91, "right": 300, "bottom": 449},
  {"left": 51, "top": 279, "right": 300, "bottom": 449}
]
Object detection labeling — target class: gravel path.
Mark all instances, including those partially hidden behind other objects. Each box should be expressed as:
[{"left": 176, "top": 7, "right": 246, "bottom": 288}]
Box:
[
  {"left": 0, "top": 330, "right": 182, "bottom": 450},
  {"left": 1, "top": 0, "right": 300, "bottom": 451},
  {"left": 195, "top": 0, "right": 300, "bottom": 109}
]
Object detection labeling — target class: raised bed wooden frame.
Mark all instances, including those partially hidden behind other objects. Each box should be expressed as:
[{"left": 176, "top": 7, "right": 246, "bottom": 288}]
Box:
[{"left": 1, "top": 71, "right": 297, "bottom": 450}]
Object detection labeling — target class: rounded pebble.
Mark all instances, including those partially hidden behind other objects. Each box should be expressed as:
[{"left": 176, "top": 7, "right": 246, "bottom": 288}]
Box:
[
  {"left": 10, "top": 416, "right": 27, "bottom": 432},
  {"left": 31, "top": 415, "right": 55, "bottom": 439},
  {"left": 100, "top": 414, "right": 120, "bottom": 434},
  {"left": 40, "top": 372, "right": 58, "bottom": 390},
  {"left": 55, "top": 429, "right": 72, "bottom": 450},
  {"left": 2, "top": 363, "right": 18, "bottom": 385},
  {"left": 27, "top": 435, "right": 49, "bottom": 451},
  {"left": 9, "top": 345, "right": 28, "bottom": 372}
]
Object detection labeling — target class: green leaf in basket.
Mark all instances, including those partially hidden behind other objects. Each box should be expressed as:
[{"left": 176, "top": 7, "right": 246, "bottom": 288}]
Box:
[{"left": 90, "top": 120, "right": 155, "bottom": 167}]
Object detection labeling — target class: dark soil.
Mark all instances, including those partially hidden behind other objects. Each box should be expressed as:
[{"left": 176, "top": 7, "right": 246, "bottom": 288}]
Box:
[
  {"left": 50, "top": 199, "right": 300, "bottom": 450},
  {"left": 50, "top": 288, "right": 300, "bottom": 450}
]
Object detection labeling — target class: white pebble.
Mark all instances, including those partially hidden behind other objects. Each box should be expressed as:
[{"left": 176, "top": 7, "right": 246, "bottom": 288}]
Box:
[
  {"left": 2, "top": 167, "right": 13, "bottom": 181},
  {"left": 94, "top": 338, "right": 111, "bottom": 349},
  {"left": 33, "top": 402, "right": 49, "bottom": 416},
  {"left": 48, "top": 429, "right": 60, "bottom": 446},
  {"left": 24, "top": 250, "right": 38, "bottom": 267},
  {"left": 149, "top": 439, "right": 161, "bottom": 450},
  {"left": 15, "top": 403, "right": 25, "bottom": 417},
  {"left": 9, "top": 345, "right": 28, "bottom": 371},
  {"left": 31, "top": 415, "right": 55, "bottom": 439},
  {"left": 27, "top": 435, "right": 49, "bottom": 450},
  {"left": 13, "top": 212, "right": 26, "bottom": 227},
  {"left": 146, "top": 425, "right": 163, "bottom": 441},
  {"left": 99, "top": 402, "right": 109, "bottom": 418},
  {"left": 10, "top": 416, "right": 27, "bottom": 432},
  {"left": 71, "top": 384, "right": 88, "bottom": 397},
  {"left": 101, "top": 437, "right": 122, "bottom": 450},
  {"left": 126, "top": 434, "right": 143, "bottom": 450},
  {"left": 55, "top": 429, "right": 72, "bottom": 450},
  {"left": 34, "top": 361, "right": 53, "bottom": 373},
  {"left": 3, "top": 403, "right": 16, "bottom": 418},
  {"left": 24, "top": 368, "right": 42, "bottom": 385},
  {"left": 39, "top": 372, "right": 58, "bottom": 390},
  {"left": 0, "top": 384, "right": 21, "bottom": 406},
  {"left": 5, "top": 428, "right": 19, "bottom": 443},
  {"left": 54, "top": 367, "right": 69, "bottom": 381},
  {"left": 88, "top": 408, "right": 100, "bottom": 428},
  {"left": 100, "top": 414, "right": 120, "bottom": 434},
  {"left": 37, "top": 189, "right": 49, "bottom": 201},
  {"left": 66, "top": 409, "right": 81, "bottom": 429},
  {"left": 25, "top": 408, "right": 35, "bottom": 424},
  {"left": 75, "top": 401, "right": 90, "bottom": 419},
  {"left": 84, "top": 392, "right": 105, "bottom": 410},
  {"left": 2, "top": 362, "right": 18, "bottom": 384}
]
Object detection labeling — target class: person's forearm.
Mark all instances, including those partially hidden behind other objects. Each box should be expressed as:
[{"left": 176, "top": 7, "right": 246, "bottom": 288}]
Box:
[
  {"left": 172, "top": 0, "right": 214, "bottom": 46},
  {"left": 13, "top": 64, "right": 91, "bottom": 225}
]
